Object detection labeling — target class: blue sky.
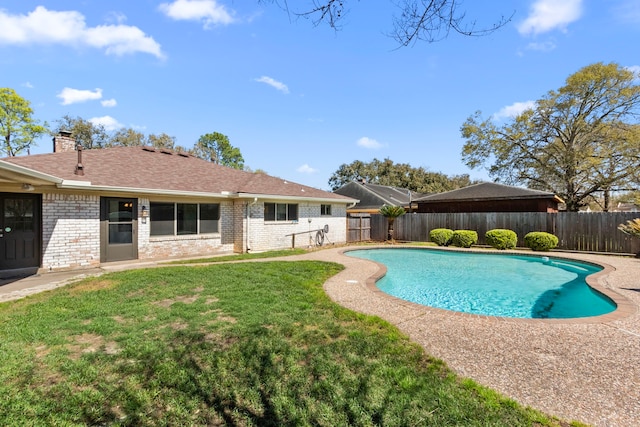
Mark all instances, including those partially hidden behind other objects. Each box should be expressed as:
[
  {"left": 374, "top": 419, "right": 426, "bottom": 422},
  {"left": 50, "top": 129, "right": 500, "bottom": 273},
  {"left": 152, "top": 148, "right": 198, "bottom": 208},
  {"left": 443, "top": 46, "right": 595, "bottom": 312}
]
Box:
[{"left": 1, "top": 0, "right": 639, "bottom": 191}]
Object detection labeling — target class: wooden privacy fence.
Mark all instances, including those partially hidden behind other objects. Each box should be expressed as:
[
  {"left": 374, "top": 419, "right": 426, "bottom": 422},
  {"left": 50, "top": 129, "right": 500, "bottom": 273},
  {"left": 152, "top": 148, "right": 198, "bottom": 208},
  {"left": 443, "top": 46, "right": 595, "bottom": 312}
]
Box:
[
  {"left": 347, "top": 214, "right": 371, "bottom": 242},
  {"left": 359, "top": 212, "right": 640, "bottom": 255}
]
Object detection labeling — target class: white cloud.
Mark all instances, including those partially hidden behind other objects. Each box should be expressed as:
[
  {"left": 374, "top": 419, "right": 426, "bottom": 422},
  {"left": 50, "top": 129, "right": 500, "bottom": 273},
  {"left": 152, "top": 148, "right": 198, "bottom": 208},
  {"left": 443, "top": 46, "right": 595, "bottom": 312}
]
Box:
[
  {"left": 0, "top": 6, "right": 164, "bottom": 58},
  {"left": 22, "top": 82, "right": 34, "bottom": 88},
  {"left": 57, "top": 87, "right": 103, "bottom": 105},
  {"left": 524, "top": 40, "right": 556, "bottom": 52},
  {"left": 89, "top": 115, "right": 122, "bottom": 131},
  {"left": 493, "top": 101, "right": 536, "bottom": 120},
  {"left": 626, "top": 65, "right": 640, "bottom": 81},
  {"left": 518, "top": 0, "right": 582, "bottom": 36},
  {"left": 297, "top": 164, "right": 317, "bottom": 174},
  {"left": 356, "top": 137, "right": 383, "bottom": 150},
  {"left": 101, "top": 98, "right": 117, "bottom": 107},
  {"left": 254, "top": 76, "right": 289, "bottom": 94},
  {"left": 159, "top": 0, "right": 235, "bottom": 28}
]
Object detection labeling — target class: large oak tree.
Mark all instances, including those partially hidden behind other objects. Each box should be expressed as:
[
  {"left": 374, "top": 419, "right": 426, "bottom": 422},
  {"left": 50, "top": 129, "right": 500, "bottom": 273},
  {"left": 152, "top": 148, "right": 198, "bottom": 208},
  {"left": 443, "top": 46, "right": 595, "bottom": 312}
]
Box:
[
  {"left": 328, "top": 158, "right": 475, "bottom": 193},
  {"left": 461, "top": 62, "right": 640, "bottom": 212}
]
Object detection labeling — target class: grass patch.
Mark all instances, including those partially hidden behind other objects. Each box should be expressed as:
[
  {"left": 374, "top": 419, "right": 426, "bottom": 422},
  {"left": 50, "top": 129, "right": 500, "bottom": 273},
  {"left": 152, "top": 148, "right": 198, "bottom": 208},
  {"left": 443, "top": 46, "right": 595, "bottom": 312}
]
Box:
[
  {"left": 0, "top": 261, "right": 573, "bottom": 426},
  {"left": 165, "top": 248, "right": 308, "bottom": 264}
]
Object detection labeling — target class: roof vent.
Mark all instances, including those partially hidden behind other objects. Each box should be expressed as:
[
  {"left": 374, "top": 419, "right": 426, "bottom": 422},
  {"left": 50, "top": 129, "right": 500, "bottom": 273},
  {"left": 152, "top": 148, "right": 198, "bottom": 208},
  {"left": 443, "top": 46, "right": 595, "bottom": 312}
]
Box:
[{"left": 75, "top": 145, "right": 84, "bottom": 176}]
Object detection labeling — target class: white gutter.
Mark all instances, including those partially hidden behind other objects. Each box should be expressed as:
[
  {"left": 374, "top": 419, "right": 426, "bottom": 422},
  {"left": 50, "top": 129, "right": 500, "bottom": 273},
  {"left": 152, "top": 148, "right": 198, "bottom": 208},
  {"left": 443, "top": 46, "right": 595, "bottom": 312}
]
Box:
[
  {"left": 57, "top": 181, "right": 238, "bottom": 198},
  {"left": 0, "top": 161, "right": 64, "bottom": 184},
  {"left": 237, "top": 193, "right": 357, "bottom": 204},
  {"left": 54, "top": 183, "right": 357, "bottom": 204},
  {"left": 246, "top": 197, "right": 259, "bottom": 253}
]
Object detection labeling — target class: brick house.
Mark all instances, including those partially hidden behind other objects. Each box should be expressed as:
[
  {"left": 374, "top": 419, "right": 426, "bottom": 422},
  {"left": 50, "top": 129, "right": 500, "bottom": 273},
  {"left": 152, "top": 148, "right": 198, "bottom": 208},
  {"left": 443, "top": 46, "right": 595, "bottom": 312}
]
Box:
[{"left": 0, "top": 132, "right": 356, "bottom": 276}]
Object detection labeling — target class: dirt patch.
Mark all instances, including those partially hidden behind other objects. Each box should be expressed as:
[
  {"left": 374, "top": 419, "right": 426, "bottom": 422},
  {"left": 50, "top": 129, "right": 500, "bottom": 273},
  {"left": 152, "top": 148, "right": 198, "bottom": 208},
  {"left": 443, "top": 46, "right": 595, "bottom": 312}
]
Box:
[
  {"left": 170, "top": 322, "right": 189, "bottom": 331},
  {"left": 35, "top": 344, "right": 50, "bottom": 359},
  {"left": 112, "top": 316, "right": 127, "bottom": 324},
  {"left": 66, "top": 333, "right": 121, "bottom": 359},
  {"left": 208, "top": 309, "right": 236, "bottom": 323},
  {"left": 68, "top": 279, "right": 118, "bottom": 295},
  {"left": 126, "top": 289, "right": 146, "bottom": 298},
  {"left": 154, "top": 295, "right": 199, "bottom": 308},
  {"left": 203, "top": 332, "right": 239, "bottom": 349}
]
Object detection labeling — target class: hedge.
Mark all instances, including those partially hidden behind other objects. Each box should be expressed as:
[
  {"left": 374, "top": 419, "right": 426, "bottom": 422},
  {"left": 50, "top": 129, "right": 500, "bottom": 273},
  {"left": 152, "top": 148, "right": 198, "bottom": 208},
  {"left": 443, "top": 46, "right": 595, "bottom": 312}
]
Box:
[
  {"left": 451, "top": 230, "right": 478, "bottom": 248},
  {"left": 485, "top": 229, "right": 517, "bottom": 250},
  {"left": 524, "top": 232, "right": 559, "bottom": 251},
  {"left": 429, "top": 228, "right": 454, "bottom": 246}
]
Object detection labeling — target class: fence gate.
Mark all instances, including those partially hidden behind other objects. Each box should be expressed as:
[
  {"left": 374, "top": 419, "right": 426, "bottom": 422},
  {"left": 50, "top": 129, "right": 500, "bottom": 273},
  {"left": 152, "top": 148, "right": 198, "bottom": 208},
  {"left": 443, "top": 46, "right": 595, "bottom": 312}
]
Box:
[{"left": 347, "top": 214, "right": 371, "bottom": 242}]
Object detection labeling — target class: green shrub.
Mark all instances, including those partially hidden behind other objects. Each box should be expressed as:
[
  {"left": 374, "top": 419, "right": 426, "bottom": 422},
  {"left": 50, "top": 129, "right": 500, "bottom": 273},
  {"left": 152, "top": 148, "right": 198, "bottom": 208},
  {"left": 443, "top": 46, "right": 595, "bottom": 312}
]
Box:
[
  {"left": 451, "top": 230, "right": 478, "bottom": 248},
  {"left": 524, "top": 232, "right": 559, "bottom": 251},
  {"left": 429, "top": 228, "right": 454, "bottom": 246},
  {"left": 485, "top": 229, "right": 517, "bottom": 250}
]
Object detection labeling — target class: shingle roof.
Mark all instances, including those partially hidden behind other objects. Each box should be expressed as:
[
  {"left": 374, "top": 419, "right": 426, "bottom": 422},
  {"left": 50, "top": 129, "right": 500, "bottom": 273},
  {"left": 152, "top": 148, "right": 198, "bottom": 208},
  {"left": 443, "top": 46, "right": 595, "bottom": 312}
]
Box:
[
  {"left": 334, "top": 181, "right": 428, "bottom": 209},
  {"left": 1, "top": 146, "right": 353, "bottom": 202},
  {"left": 414, "top": 182, "right": 562, "bottom": 203}
]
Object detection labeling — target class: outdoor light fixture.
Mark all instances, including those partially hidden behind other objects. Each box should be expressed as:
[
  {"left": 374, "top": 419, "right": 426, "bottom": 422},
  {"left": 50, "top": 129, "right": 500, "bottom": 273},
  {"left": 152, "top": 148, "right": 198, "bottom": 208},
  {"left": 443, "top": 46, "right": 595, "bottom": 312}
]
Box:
[
  {"left": 141, "top": 205, "right": 149, "bottom": 224},
  {"left": 22, "top": 183, "right": 34, "bottom": 191}
]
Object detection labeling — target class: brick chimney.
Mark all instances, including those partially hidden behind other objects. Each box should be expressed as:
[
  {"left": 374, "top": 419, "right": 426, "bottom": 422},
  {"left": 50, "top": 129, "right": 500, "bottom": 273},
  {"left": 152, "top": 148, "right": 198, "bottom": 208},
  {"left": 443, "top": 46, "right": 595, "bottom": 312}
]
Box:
[{"left": 53, "top": 130, "right": 76, "bottom": 153}]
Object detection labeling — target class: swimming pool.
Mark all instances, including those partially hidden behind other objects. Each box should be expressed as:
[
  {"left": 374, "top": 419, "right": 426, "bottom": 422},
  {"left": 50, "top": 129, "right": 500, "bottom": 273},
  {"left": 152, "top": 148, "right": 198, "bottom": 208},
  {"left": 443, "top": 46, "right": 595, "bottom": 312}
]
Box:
[{"left": 346, "top": 248, "right": 616, "bottom": 319}]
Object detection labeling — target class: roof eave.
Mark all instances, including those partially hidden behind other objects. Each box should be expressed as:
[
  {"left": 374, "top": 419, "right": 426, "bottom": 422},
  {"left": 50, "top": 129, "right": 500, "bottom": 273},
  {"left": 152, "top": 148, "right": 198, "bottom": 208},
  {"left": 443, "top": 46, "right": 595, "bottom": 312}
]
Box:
[
  {"left": 0, "top": 160, "right": 64, "bottom": 184},
  {"left": 57, "top": 181, "right": 238, "bottom": 198},
  {"left": 418, "top": 195, "right": 560, "bottom": 203},
  {"left": 238, "top": 192, "right": 358, "bottom": 204}
]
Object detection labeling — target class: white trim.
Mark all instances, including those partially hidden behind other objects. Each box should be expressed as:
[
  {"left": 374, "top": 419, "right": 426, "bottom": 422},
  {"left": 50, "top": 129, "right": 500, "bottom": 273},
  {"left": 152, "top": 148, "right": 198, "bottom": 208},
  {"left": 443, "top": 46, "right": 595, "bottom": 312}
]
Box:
[
  {"left": 56, "top": 182, "right": 237, "bottom": 198},
  {"left": 237, "top": 193, "right": 357, "bottom": 205},
  {"left": 0, "top": 161, "right": 63, "bottom": 183}
]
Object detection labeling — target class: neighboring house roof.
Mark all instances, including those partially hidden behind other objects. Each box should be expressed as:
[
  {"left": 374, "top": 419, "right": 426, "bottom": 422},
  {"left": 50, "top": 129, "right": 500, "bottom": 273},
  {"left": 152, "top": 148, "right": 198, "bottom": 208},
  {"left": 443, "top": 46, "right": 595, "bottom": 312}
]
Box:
[
  {"left": 334, "top": 181, "right": 427, "bottom": 210},
  {"left": 613, "top": 202, "right": 640, "bottom": 212},
  {"left": 0, "top": 146, "right": 355, "bottom": 203},
  {"left": 414, "top": 182, "right": 564, "bottom": 203}
]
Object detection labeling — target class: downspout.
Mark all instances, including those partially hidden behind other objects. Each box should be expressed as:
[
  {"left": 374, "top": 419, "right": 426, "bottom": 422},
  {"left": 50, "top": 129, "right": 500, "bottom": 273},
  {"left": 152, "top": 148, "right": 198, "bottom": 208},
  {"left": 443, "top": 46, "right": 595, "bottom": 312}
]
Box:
[{"left": 246, "top": 197, "right": 258, "bottom": 253}]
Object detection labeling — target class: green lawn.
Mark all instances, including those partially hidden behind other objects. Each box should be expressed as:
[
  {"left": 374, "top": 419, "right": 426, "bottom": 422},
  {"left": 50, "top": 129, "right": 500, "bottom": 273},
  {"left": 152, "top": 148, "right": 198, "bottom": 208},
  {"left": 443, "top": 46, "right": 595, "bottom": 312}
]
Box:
[
  {"left": 165, "top": 248, "right": 308, "bottom": 264},
  {"left": 0, "top": 261, "right": 580, "bottom": 426}
]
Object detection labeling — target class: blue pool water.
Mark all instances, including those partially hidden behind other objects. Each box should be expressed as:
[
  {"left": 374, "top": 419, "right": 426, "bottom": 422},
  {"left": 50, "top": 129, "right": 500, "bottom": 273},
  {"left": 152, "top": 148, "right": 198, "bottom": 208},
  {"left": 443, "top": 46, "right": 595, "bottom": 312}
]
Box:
[{"left": 347, "top": 248, "right": 616, "bottom": 319}]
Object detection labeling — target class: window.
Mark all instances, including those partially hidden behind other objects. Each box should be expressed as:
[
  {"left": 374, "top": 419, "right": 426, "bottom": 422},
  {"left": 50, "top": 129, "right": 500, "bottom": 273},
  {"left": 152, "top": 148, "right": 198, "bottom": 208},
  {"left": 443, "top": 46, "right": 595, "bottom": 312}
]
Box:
[
  {"left": 321, "top": 204, "right": 332, "bottom": 216},
  {"left": 199, "top": 203, "right": 220, "bottom": 233},
  {"left": 264, "top": 203, "right": 298, "bottom": 222},
  {"left": 150, "top": 202, "right": 220, "bottom": 236}
]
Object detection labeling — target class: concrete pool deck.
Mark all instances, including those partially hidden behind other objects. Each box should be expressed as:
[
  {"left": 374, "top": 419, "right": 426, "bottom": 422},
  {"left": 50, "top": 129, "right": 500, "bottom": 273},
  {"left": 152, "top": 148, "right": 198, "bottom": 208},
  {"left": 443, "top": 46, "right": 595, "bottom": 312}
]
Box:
[
  {"left": 307, "top": 245, "right": 640, "bottom": 427},
  {"left": 1, "top": 245, "right": 639, "bottom": 426}
]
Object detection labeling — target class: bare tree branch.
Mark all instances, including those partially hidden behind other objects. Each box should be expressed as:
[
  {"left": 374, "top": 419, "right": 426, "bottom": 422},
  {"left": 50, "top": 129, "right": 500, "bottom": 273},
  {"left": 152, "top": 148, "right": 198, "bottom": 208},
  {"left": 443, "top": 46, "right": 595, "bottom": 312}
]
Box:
[{"left": 259, "top": 1, "right": 513, "bottom": 46}]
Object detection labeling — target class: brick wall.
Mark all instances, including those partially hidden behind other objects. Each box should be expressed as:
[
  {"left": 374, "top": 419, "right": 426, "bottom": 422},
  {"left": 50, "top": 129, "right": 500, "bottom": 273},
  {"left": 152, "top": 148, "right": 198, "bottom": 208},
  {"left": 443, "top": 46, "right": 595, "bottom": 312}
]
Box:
[
  {"left": 232, "top": 200, "right": 246, "bottom": 252},
  {"left": 42, "top": 193, "right": 100, "bottom": 271},
  {"left": 246, "top": 201, "right": 347, "bottom": 252},
  {"left": 138, "top": 200, "right": 235, "bottom": 259},
  {"left": 40, "top": 194, "right": 348, "bottom": 270}
]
